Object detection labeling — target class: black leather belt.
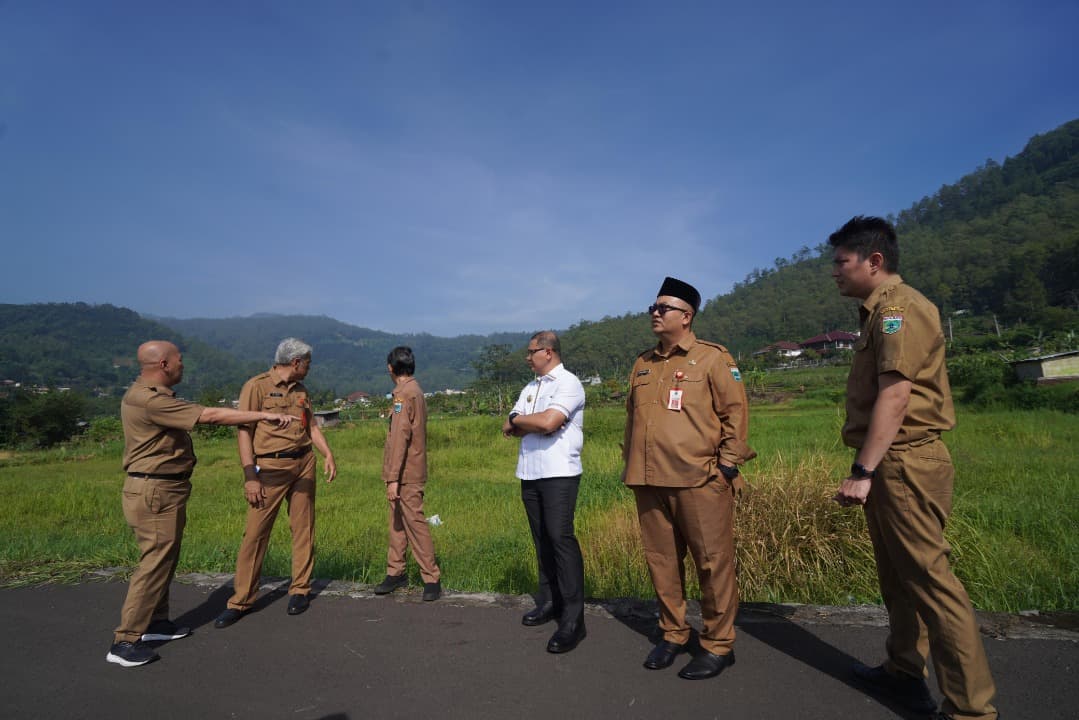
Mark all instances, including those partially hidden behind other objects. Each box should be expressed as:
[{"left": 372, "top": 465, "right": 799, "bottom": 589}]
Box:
[
  {"left": 256, "top": 446, "right": 312, "bottom": 460},
  {"left": 127, "top": 471, "right": 192, "bottom": 481}
]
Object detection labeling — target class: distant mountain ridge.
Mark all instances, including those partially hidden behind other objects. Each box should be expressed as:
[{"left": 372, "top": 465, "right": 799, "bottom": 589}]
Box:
[
  {"left": 3, "top": 119, "right": 1077, "bottom": 398},
  {"left": 0, "top": 305, "right": 531, "bottom": 398},
  {"left": 157, "top": 314, "right": 532, "bottom": 396},
  {"left": 0, "top": 303, "right": 255, "bottom": 400}
]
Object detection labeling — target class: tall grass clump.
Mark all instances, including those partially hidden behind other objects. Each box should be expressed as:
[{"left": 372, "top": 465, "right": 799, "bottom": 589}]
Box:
[{"left": 736, "top": 449, "right": 877, "bottom": 604}]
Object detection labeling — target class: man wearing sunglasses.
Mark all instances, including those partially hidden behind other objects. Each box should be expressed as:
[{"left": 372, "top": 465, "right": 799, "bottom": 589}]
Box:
[
  {"left": 502, "top": 330, "right": 587, "bottom": 653},
  {"left": 623, "top": 277, "right": 755, "bottom": 680}
]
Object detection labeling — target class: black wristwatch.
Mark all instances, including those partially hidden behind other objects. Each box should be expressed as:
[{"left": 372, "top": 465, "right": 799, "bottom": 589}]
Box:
[
  {"left": 508, "top": 412, "right": 519, "bottom": 427},
  {"left": 850, "top": 462, "right": 875, "bottom": 479},
  {"left": 719, "top": 464, "right": 740, "bottom": 481}
]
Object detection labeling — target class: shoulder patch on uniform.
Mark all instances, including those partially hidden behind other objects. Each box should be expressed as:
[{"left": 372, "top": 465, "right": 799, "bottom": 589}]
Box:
[
  {"left": 881, "top": 306, "right": 905, "bottom": 335},
  {"left": 730, "top": 367, "right": 742, "bottom": 382},
  {"left": 392, "top": 397, "right": 403, "bottom": 413}
]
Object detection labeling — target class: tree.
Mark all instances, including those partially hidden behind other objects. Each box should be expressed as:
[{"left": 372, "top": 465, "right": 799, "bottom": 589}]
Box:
[
  {"left": 0, "top": 389, "right": 87, "bottom": 448},
  {"left": 471, "top": 344, "right": 530, "bottom": 387}
]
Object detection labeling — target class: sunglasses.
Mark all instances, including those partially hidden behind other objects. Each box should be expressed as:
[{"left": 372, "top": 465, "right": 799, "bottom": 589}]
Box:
[{"left": 648, "top": 303, "right": 691, "bottom": 315}]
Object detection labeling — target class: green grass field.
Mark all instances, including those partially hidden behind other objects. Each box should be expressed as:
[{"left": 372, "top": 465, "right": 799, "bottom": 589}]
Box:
[{"left": 1, "top": 403, "right": 1075, "bottom": 612}]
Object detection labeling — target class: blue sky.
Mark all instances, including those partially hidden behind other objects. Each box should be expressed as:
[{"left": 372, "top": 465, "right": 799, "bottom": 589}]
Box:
[{"left": 2, "top": 1, "right": 1077, "bottom": 336}]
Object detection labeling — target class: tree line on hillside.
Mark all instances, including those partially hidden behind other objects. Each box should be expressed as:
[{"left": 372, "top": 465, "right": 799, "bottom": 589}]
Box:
[
  {"left": 487, "top": 118, "right": 1079, "bottom": 378},
  {"left": 158, "top": 314, "right": 532, "bottom": 396},
  {"left": 3, "top": 119, "right": 1077, "bottom": 433},
  {"left": 0, "top": 303, "right": 255, "bottom": 399}
]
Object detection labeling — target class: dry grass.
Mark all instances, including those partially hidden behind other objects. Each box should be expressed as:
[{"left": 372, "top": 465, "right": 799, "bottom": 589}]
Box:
[
  {"left": 576, "top": 449, "right": 878, "bottom": 604},
  {"left": 736, "top": 449, "right": 877, "bottom": 603}
]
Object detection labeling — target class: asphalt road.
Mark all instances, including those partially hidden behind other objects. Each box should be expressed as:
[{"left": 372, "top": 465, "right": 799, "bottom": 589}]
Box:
[{"left": 2, "top": 574, "right": 1075, "bottom": 720}]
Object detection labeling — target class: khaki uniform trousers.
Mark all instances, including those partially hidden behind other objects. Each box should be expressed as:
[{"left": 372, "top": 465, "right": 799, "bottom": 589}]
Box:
[
  {"left": 633, "top": 477, "right": 737, "bottom": 656},
  {"left": 114, "top": 475, "right": 191, "bottom": 643},
  {"left": 386, "top": 482, "right": 440, "bottom": 583},
  {"left": 227, "top": 453, "right": 317, "bottom": 609},
  {"left": 866, "top": 438, "right": 997, "bottom": 720}
]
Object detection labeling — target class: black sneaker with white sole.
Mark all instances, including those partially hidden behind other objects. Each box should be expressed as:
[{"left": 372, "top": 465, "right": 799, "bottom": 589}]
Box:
[
  {"left": 140, "top": 619, "right": 191, "bottom": 642},
  {"left": 106, "top": 641, "right": 160, "bottom": 667}
]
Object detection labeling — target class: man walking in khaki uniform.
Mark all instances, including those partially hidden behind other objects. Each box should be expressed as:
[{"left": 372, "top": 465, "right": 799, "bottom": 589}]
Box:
[
  {"left": 108, "top": 340, "right": 297, "bottom": 667},
  {"left": 830, "top": 216, "right": 998, "bottom": 720},
  {"left": 215, "top": 338, "right": 337, "bottom": 628},
  {"left": 372, "top": 346, "right": 442, "bottom": 601},
  {"left": 623, "top": 277, "right": 755, "bottom": 680}
]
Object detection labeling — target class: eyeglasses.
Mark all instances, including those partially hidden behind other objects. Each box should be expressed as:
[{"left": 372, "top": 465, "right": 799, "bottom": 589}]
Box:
[
  {"left": 648, "top": 303, "right": 691, "bottom": 315},
  {"left": 525, "top": 347, "right": 550, "bottom": 357}
]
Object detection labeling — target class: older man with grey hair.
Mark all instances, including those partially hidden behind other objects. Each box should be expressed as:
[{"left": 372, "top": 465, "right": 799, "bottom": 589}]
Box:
[{"left": 215, "top": 338, "right": 337, "bottom": 628}]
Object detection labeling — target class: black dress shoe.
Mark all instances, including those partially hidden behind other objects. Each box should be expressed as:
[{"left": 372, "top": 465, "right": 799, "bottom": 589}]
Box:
[
  {"left": 852, "top": 662, "right": 936, "bottom": 713},
  {"left": 287, "top": 594, "right": 310, "bottom": 615},
  {"left": 643, "top": 640, "right": 687, "bottom": 670},
  {"left": 372, "top": 573, "right": 407, "bottom": 595},
  {"left": 546, "top": 620, "right": 586, "bottom": 654},
  {"left": 422, "top": 581, "right": 441, "bottom": 602},
  {"left": 213, "top": 608, "right": 246, "bottom": 629},
  {"left": 678, "top": 650, "right": 735, "bottom": 680},
  {"left": 521, "top": 602, "right": 556, "bottom": 627}
]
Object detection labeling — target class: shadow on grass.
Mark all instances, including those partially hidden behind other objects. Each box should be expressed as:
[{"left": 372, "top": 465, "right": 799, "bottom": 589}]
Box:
[{"left": 498, "top": 557, "right": 538, "bottom": 600}]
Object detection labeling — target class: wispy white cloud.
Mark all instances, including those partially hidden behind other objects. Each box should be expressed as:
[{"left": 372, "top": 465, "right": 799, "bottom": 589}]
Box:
[{"left": 2, "top": 1, "right": 1076, "bottom": 335}]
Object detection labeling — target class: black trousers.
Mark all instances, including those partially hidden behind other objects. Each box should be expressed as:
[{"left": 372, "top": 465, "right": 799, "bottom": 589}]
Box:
[{"left": 520, "top": 475, "right": 585, "bottom": 626}]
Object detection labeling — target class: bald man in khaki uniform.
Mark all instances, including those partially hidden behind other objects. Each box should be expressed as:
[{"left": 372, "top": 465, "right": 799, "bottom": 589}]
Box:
[
  {"left": 215, "top": 338, "right": 337, "bottom": 627},
  {"left": 831, "top": 216, "right": 997, "bottom": 720},
  {"left": 107, "top": 341, "right": 297, "bottom": 668},
  {"left": 623, "top": 277, "right": 755, "bottom": 681}
]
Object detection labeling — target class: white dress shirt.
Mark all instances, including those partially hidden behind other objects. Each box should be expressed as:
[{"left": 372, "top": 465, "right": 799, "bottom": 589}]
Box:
[{"left": 512, "top": 363, "right": 585, "bottom": 480}]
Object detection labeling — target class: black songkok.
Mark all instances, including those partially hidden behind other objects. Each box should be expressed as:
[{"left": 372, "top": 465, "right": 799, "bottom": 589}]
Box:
[{"left": 657, "top": 276, "right": 701, "bottom": 313}]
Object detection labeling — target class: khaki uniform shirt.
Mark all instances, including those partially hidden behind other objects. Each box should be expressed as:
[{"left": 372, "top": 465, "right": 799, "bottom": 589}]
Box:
[
  {"left": 622, "top": 333, "right": 756, "bottom": 487},
  {"left": 121, "top": 378, "right": 205, "bottom": 474},
  {"left": 382, "top": 377, "right": 427, "bottom": 485},
  {"left": 843, "top": 275, "right": 956, "bottom": 449},
  {"left": 238, "top": 371, "right": 313, "bottom": 456}
]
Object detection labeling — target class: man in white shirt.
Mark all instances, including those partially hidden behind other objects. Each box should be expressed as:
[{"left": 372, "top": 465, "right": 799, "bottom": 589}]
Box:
[{"left": 502, "top": 330, "right": 587, "bottom": 653}]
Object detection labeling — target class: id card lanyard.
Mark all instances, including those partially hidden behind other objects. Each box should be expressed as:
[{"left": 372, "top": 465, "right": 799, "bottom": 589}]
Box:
[{"left": 667, "top": 370, "right": 684, "bottom": 411}]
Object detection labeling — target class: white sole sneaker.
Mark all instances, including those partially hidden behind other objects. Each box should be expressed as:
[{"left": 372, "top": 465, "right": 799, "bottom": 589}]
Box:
[
  {"left": 105, "top": 650, "right": 157, "bottom": 667},
  {"left": 140, "top": 627, "right": 191, "bottom": 642}
]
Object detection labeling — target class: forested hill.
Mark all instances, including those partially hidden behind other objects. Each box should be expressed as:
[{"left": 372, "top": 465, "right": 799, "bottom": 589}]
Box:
[
  {"left": 0, "top": 304, "right": 531, "bottom": 399},
  {"left": 0, "top": 303, "right": 256, "bottom": 400},
  {"left": 4, "top": 119, "right": 1077, "bottom": 398},
  {"left": 559, "top": 118, "right": 1079, "bottom": 372},
  {"left": 157, "top": 314, "right": 531, "bottom": 395}
]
